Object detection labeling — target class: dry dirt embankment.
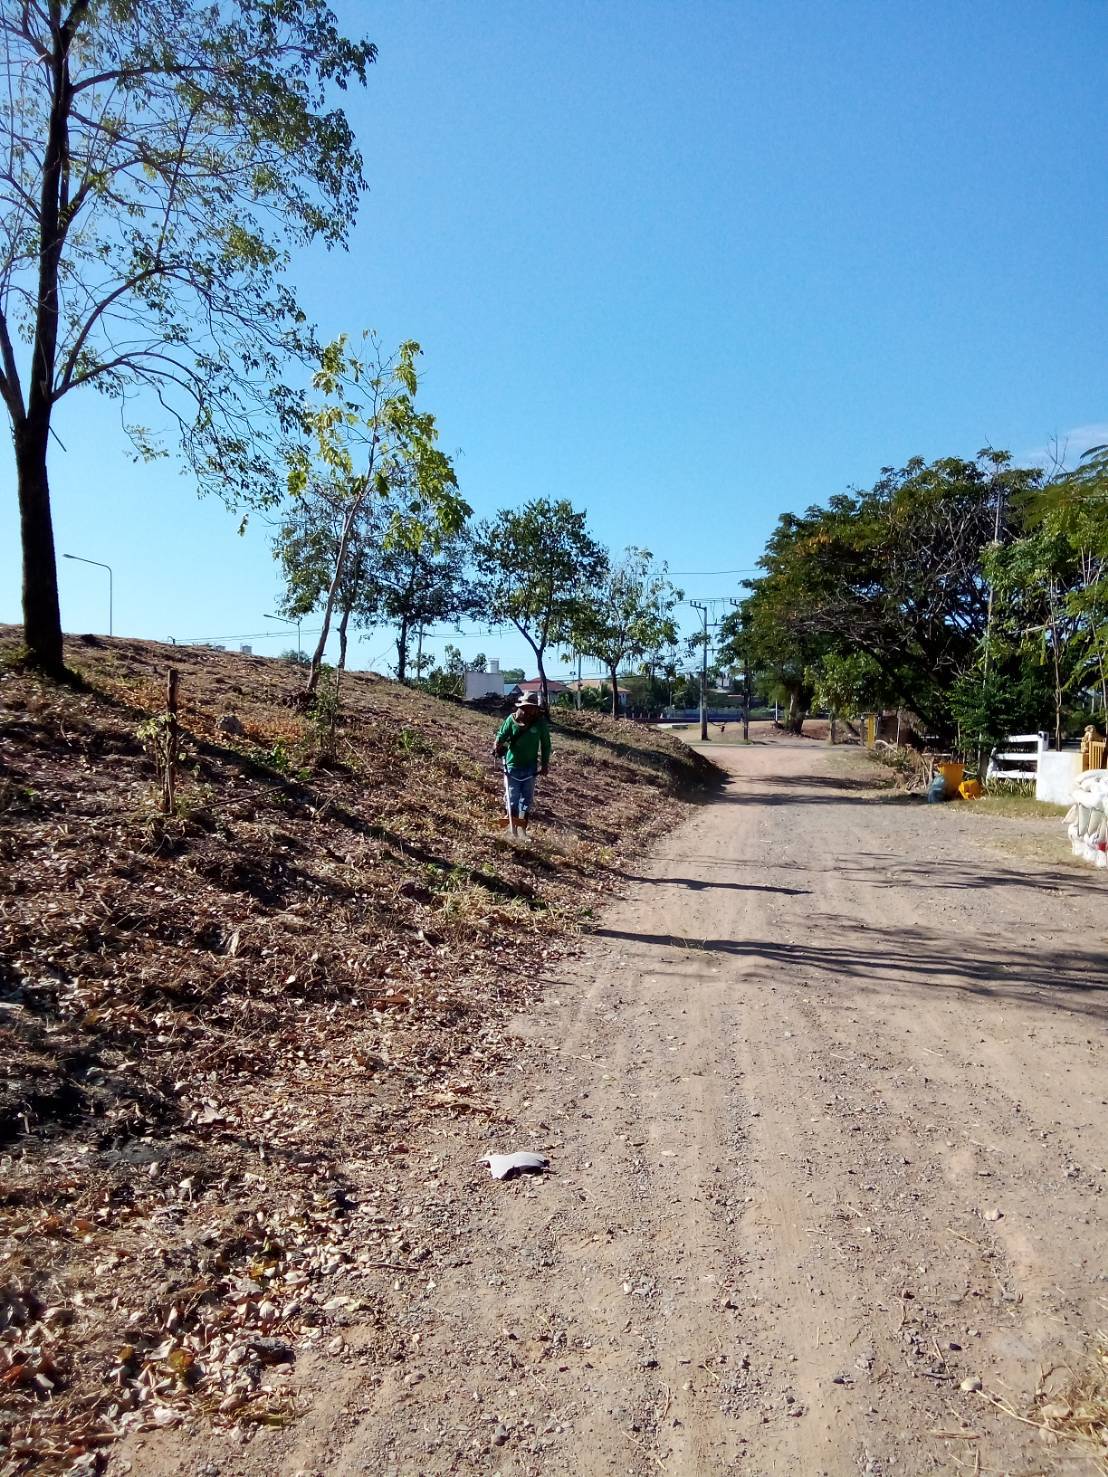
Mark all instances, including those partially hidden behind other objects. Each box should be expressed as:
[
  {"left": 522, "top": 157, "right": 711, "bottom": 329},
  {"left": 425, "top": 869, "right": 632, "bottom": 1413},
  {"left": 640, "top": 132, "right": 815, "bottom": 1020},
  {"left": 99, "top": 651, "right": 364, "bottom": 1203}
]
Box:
[
  {"left": 0, "top": 632, "right": 715, "bottom": 1474},
  {"left": 110, "top": 732, "right": 1104, "bottom": 1477}
]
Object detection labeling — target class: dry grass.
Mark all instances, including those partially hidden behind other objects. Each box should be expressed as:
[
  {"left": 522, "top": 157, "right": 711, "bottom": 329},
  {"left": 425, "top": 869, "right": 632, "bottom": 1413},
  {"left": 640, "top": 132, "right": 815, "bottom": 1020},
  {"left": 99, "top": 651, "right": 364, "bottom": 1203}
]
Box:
[
  {"left": 0, "top": 628, "right": 718, "bottom": 1472},
  {"left": 980, "top": 1335, "right": 1108, "bottom": 1473}
]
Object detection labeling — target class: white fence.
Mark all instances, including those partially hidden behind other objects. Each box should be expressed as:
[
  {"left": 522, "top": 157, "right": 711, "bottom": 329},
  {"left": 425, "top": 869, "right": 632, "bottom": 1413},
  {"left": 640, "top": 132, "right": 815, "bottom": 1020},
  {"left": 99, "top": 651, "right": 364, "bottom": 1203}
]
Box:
[{"left": 986, "top": 731, "right": 1048, "bottom": 783}]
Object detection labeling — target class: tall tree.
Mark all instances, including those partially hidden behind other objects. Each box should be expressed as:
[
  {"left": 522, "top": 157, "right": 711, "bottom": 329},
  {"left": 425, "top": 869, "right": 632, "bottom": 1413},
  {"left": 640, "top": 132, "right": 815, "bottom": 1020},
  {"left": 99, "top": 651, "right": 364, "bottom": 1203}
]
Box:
[
  {"left": 274, "top": 494, "right": 374, "bottom": 673},
  {"left": 568, "top": 547, "right": 681, "bottom": 716},
  {"left": 1, "top": 1, "right": 375, "bottom": 671},
  {"left": 286, "top": 334, "right": 468, "bottom": 695},
  {"left": 723, "top": 452, "right": 1042, "bottom": 737},
  {"left": 472, "top": 499, "right": 606, "bottom": 704},
  {"left": 372, "top": 521, "right": 475, "bottom": 681}
]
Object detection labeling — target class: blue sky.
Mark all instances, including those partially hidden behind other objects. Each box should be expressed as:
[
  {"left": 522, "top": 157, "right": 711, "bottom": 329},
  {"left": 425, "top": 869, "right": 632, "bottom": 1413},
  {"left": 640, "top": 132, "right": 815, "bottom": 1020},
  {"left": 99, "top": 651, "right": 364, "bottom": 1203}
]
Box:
[{"left": 3, "top": 0, "right": 1107, "bottom": 679}]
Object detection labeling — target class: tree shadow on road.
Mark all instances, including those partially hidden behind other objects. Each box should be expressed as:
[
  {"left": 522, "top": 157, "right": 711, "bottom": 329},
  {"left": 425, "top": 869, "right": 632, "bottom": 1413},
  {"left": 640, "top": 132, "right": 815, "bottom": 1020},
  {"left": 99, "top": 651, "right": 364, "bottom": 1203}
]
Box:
[
  {"left": 589, "top": 921, "right": 1107, "bottom": 1019},
  {"left": 839, "top": 853, "right": 1090, "bottom": 898},
  {"left": 616, "top": 873, "right": 810, "bottom": 896},
  {"left": 665, "top": 853, "right": 1092, "bottom": 901}
]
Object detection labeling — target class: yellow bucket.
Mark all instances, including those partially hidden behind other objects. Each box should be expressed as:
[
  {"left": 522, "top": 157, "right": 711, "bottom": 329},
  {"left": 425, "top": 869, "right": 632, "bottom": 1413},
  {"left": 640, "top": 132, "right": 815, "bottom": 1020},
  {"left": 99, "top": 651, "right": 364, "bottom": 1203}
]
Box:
[
  {"left": 937, "top": 761, "right": 965, "bottom": 797},
  {"left": 959, "top": 778, "right": 982, "bottom": 800}
]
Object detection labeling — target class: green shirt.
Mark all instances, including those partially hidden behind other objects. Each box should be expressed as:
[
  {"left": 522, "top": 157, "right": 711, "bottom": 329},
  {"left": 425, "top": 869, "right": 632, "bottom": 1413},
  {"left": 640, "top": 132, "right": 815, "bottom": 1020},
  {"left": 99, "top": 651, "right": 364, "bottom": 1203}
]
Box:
[{"left": 495, "top": 714, "right": 551, "bottom": 770}]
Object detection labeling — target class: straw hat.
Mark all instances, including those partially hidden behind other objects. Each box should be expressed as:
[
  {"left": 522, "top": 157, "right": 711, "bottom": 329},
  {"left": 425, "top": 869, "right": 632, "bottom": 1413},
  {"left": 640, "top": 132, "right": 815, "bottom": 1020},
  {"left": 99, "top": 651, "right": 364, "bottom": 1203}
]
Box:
[{"left": 515, "top": 692, "right": 542, "bottom": 709}]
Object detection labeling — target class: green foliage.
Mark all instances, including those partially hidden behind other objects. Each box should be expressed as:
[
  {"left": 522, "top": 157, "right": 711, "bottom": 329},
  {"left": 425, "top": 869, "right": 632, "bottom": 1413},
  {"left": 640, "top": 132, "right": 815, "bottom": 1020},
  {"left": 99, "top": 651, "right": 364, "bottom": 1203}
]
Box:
[
  {"left": 948, "top": 667, "right": 1051, "bottom": 754},
  {"left": 1, "top": 0, "right": 375, "bottom": 502},
  {"left": 374, "top": 528, "right": 476, "bottom": 681},
  {"left": 808, "top": 651, "right": 892, "bottom": 719},
  {"left": 280, "top": 333, "right": 471, "bottom": 691},
  {"left": 979, "top": 501, "right": 1108, "bottom": 747},
  {"left": 566, "top": 547, "right": 682, "bottom": 716},
  {"left": 309, "top": 665, "right": 342, "bottom": 761},
  {"left": 268, "top": 739, "right": 293, "bottom": 774},
  {"left": 472, "top": 499, "right": 607, "bottom": 699},
  {"left": 424, "top": 643, "right": 467, "bottom": 698},
  {"left": 396, "top": 726, "right": 432, "bottom": 758},
  {"left": 673, "top": 675, "right": 703, "bottom": 710},
  {"left": 721, "top": 451, "right": 1045, "bottom": 738}
]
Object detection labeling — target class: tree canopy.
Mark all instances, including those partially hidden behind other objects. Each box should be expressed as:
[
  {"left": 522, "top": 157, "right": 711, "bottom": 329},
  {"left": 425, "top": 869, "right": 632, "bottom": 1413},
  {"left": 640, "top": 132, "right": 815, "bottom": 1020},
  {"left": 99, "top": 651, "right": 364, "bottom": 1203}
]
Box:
[
  {"left": 472, "top": 499, "right": 606, "bottom": 704},
  {"left": 2, "top": 0, "right": 375, "bottom": 669},
  {"left": 282, "top": 334, "right": 468, "bottom": 693},
  {"left": 567, "top": 547, "right": 681, "bottom": 715},
  {"left": 721, "top": 452, "right": 1046, "bottom": 738}
]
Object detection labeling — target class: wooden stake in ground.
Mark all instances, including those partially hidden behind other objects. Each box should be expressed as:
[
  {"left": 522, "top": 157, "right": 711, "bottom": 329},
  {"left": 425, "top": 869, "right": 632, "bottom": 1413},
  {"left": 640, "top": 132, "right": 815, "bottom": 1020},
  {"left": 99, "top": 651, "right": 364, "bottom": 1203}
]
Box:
[{"left": 163, "top": 667, "right": 179, "bottom": 815}]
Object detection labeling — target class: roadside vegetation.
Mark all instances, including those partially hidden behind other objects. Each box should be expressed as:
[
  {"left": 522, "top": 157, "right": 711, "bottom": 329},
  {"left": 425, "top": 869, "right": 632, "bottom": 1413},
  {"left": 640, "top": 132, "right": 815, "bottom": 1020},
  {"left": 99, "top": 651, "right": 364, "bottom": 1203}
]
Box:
[{"left": 717, "top": 449, "right": 1108, "bottom": 757}]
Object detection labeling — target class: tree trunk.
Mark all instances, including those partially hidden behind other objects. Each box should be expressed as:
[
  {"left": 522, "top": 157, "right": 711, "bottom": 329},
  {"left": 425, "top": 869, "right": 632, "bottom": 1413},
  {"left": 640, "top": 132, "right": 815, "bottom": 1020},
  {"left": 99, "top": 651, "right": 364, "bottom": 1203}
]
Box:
[
  {"left": 536, "top": 649, "right": 548, "bottom": 707},
  {"left": 15, "top": 419, "right": 64, "bottom": 672},
  {"left": 306, "top": 493, "right": 365, "bottom": 696},
  {"left": 785, "top": 687, "right": 806, "bottom": 735},
  {"left": 337, "top": 602, "right": 352, "bottom": 671},
  {"left": 609, "top": 665, "right": 620, "bottom": 718},
  {"left": 396, "top": 615, "right": 409, "bottom": 682},
  {"left": 1053, "top": 642, "right": 1063, "bottom": 752},
  {"left": 14, "top": 8, "right": 80, "bottom": 674}
]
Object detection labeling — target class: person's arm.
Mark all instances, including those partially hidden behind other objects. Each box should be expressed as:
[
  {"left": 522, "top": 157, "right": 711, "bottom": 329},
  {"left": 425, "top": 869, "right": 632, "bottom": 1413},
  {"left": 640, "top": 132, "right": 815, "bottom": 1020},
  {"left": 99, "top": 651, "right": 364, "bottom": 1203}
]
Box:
[
  {"left": 493, "top": 716, "right": 513, "bottom": 757},
  {"left": 539, "top": 720, "right": 551, "bottom": 772}
]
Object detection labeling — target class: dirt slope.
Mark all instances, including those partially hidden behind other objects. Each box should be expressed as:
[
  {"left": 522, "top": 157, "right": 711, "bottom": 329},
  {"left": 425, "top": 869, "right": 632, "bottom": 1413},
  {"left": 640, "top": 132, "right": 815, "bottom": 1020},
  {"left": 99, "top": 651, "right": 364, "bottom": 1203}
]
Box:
[
  {"left": 112, "top": 733, "right": 1108, "bottom": 1477},
  {"left": 0, "top": 632, "right": 714, "bottom": 1474}
]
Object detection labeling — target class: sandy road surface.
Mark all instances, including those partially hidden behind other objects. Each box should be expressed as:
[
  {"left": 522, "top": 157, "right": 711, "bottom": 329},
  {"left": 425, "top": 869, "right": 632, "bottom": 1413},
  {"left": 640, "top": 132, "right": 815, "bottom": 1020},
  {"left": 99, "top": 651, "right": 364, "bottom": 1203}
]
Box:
[{"left": 122, "top": 738, "right": 1107, "bottom": 1477}]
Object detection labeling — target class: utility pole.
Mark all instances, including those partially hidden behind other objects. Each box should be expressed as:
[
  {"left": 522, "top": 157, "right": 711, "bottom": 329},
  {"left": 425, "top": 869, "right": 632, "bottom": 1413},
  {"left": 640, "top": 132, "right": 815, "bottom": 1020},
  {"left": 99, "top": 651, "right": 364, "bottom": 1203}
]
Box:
[
  {"left": 63, "top": 553, "right": 113, "bottom": 636},
  {"left": 743, "top": 656, "right": 751, "bottom": 742},
  {"left": 576, "top": 651, "right": 582, "bottom": 710},
  {"left": 416, "top": 624, "right": 424, "bottom": 683},
  {"left": 690, "top": 601, "right": 709, "bottom": 741},
  {"left": 982, "top": 469, "right": 1008, "bottom": 689},
  {"left": 264, "top": 613, "right": 302, "bottom": 664}
]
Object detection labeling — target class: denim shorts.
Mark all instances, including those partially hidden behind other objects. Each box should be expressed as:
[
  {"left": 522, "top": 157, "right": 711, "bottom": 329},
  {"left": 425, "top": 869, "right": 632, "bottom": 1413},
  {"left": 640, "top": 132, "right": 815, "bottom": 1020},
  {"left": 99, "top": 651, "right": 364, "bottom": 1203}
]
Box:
[{"left": 504, "top": 763, "right": 538, "bottom": 815}]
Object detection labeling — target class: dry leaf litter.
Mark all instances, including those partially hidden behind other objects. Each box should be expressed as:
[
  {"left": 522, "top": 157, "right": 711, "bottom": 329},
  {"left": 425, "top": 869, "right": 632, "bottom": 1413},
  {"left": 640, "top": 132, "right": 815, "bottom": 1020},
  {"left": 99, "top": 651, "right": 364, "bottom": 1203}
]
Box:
[{"left": 0, "top": 631, "right": 715, "bottom": 1474}]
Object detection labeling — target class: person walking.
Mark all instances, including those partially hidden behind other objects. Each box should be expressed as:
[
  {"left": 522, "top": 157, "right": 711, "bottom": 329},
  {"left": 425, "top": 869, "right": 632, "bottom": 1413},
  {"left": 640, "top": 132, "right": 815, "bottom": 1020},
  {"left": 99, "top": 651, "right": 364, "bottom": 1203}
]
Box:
[{"left": 493, "top": 692, "right": 551, "bottom": 831}]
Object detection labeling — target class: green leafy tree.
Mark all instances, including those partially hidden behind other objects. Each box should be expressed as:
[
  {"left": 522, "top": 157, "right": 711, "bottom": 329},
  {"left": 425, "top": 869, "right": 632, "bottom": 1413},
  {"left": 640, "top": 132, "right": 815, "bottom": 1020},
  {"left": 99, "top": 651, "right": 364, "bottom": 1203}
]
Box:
[
  {"left": 808, "top": 651, "right": 893, "bottom": 743},
  {"left": 568, "top": 547, "right": 681, "bottom": 716},
  {"left": 1025, "top": 446, "right": 1108, "bottom": 719},
  {"left": 0, "top": 0, "right": 375, "bottom": 671},
  {"left": 673, "top": 674, "right": 703, "bottom": 710},
  {"left": 371, "top": 522, "right": 475, "bottom": 681},
  {"left": 286, "top": 334, "right": 469, "bottom": 694},
  {"left": 472, "top": 499, "right": 606, "bottom": 704},
  {"left": 722, "top": 452, "right": 1043, "bottom": 737},
  {"left": 719, "top": 589, "right": 820, "bottom": 734},
  {"left": 985, "top": 521, "right": 1105, "bottom": 748},
  {"left": 274, "top": 492, "right": 375, "bottom": 671}
]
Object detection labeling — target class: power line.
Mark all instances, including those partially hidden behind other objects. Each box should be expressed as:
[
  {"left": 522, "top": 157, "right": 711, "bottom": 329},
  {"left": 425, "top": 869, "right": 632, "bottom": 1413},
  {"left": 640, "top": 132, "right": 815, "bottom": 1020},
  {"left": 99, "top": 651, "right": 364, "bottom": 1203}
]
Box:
[
  {"left": 178, "top": 627, "right": 324, "bottom": 645},
  {"left": 669, "top": 567, "right": 759, "bottom": 576}
]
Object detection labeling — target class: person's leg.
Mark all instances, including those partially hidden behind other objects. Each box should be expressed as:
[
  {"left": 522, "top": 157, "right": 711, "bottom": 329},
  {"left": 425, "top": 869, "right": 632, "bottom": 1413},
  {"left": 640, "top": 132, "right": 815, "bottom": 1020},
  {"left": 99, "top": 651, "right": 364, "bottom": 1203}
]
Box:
[
  {"left": 516, "top": 769, "right": 537, "bottom": 826},
  {"left": 505, "top": 769, "right": 523, "bottom": 823}
]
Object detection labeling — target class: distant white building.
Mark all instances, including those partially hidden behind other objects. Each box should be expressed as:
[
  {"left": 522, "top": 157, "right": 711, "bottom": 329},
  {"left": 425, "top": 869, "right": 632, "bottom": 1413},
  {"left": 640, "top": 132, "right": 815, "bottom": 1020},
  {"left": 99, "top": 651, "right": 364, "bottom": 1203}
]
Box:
[{"left": 464, "top": 658, "right": 506, "bottom": 701}]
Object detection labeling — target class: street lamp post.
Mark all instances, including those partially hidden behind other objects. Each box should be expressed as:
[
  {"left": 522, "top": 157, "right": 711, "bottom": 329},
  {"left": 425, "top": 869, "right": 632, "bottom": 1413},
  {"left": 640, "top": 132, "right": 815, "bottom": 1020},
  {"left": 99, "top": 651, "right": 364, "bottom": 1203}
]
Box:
[
  {"left": 62, "top": 553, "right": 113, "bottom": 636},
  {"left": 689, "top": 601, "right": 709, "bottom": 741},
  {"left": 264, "top": 612, "right": 302, "bottom": 663}
]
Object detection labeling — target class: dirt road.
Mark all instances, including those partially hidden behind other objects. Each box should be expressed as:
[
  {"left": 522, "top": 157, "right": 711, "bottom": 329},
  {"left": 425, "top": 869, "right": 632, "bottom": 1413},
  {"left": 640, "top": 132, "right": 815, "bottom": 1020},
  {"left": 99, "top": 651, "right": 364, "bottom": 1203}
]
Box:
[{"left": 121, "top": 737, "right": 1107, "bottom": 1477}]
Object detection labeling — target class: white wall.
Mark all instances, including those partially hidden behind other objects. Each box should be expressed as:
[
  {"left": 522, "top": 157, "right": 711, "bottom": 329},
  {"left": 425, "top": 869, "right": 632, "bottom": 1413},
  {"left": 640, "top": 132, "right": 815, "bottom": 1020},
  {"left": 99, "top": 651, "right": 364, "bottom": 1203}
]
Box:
[
  {"left": 1036, "top": 750, "right": 1083, "bottom": 806},
  {"left": 464, "top": 670, "right": 505, "bottom": 701}
]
